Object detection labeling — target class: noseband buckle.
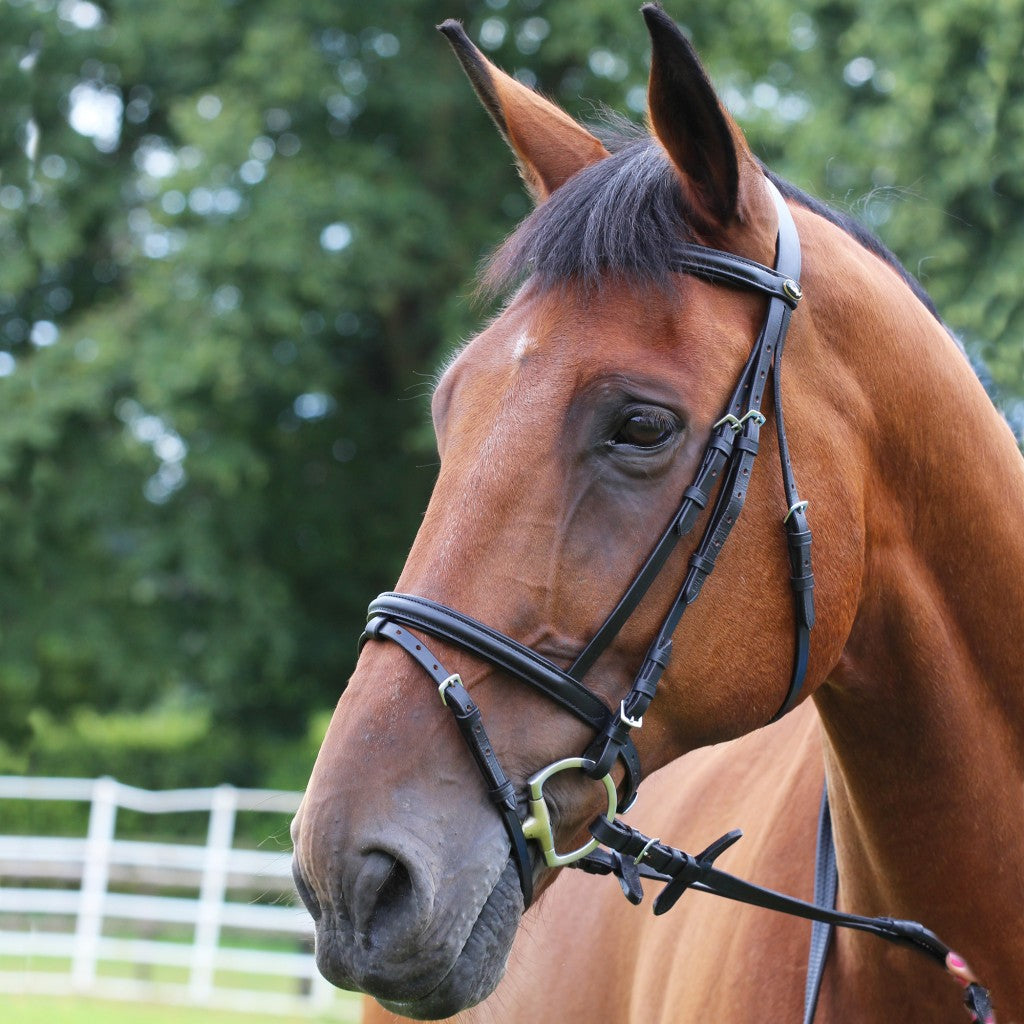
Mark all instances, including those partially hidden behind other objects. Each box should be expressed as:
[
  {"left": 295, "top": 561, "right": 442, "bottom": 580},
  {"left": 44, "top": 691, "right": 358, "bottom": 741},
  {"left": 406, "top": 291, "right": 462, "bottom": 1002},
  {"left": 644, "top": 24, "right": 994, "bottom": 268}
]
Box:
[{"left": 437, "top": 673, "right": 462, "bottom": 706}]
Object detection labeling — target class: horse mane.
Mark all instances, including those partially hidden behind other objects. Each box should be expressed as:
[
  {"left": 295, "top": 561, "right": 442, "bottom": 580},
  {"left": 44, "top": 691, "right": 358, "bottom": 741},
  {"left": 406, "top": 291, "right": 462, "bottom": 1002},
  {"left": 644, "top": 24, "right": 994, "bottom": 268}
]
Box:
[
  {"left": 763, "top": 170, "right": 940, "bottom": 322},
  {"left": 481, "top": 119, "right": 941, "bottom": 324}
]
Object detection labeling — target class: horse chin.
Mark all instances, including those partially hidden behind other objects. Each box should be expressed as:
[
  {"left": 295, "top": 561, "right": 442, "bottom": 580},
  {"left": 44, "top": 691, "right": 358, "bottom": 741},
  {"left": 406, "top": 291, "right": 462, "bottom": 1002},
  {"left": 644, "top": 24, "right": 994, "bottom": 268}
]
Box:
[{"left": 320, "top": 857, "right": 524, "bottom": 1022}]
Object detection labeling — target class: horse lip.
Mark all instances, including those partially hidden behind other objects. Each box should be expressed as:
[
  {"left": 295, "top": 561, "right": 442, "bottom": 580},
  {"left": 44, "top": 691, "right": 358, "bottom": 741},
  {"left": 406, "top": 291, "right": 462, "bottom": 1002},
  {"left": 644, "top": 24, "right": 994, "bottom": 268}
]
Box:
[
  {"left": 379, "top": 856, "right": 523, "bottom": 1017},
  {"left": 317, "top": 855, "right": 523, "bottom": 1018}
]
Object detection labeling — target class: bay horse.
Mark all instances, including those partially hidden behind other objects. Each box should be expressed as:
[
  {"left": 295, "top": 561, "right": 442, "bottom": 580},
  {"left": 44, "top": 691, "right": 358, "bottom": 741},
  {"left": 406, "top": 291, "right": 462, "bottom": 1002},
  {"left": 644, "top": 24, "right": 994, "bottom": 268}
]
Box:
[{"left": 291, "top": 7, "right": 1023, "bottom": 1022}]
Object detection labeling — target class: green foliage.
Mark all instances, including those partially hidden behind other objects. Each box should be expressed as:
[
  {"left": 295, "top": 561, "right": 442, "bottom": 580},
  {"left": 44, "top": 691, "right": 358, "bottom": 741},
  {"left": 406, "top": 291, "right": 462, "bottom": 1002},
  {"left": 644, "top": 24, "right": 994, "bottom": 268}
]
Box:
[{"left": 0, "top": 0, "right": 1020, "bottom": 792}]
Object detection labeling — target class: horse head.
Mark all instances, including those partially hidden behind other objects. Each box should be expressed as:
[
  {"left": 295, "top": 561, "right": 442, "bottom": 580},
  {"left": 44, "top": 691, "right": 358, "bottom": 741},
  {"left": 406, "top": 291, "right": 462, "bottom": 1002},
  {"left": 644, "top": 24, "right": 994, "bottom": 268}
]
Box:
[{"left": 290, "top": 8, "right": 1022, "bottom": 1020}]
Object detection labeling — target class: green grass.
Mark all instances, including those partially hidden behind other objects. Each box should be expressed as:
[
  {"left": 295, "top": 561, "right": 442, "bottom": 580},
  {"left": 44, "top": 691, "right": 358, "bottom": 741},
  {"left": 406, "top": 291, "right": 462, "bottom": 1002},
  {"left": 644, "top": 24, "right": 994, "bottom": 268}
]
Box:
[
  {"left": 0, "top": 993, "right": 362, "bottom": 1023},
  {"left": 0, "top": 937, "right": 333, "bottom": 995},
  {"left": 0, "top": 955, "right": 305, "bottom": 995}
]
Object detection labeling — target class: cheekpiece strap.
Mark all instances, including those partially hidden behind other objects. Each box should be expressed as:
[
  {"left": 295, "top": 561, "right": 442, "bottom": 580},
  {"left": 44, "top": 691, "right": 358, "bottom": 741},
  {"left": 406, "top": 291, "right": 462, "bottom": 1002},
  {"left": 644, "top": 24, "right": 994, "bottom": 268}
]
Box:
[{"left": 582, "top": 180, "right": 814, "bottom": 778}]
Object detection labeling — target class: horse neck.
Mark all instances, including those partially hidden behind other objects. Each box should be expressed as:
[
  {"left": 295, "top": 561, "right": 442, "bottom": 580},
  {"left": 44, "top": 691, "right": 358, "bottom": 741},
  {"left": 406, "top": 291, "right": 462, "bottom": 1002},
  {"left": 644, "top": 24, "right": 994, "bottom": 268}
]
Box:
[{"left": 804, "top": 218, "right": 1024, "bottom": 1011}]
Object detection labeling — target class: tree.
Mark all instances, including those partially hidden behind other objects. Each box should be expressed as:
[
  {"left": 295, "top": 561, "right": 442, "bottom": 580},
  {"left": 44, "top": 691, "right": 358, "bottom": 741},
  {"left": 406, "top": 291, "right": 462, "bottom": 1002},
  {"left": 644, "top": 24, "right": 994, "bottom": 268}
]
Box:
[{"left": 0, "top": 0, "right": 1019, "bottom": 789}]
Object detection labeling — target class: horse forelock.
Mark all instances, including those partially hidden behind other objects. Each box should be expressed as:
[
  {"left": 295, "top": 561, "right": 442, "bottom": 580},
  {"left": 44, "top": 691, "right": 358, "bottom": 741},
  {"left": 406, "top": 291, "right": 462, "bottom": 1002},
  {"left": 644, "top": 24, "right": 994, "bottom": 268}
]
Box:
[{"left": 481, "top": 124, "right": 697, "bottom": 297}]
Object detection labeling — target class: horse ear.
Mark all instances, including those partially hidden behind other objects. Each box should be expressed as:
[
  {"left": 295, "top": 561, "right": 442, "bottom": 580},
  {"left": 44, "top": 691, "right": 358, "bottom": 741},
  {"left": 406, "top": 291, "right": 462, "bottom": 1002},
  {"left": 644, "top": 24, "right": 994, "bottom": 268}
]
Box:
[
  {"left": 439, "top": 20, "right": 609, "bottom": 201},
  {"left": 641, "top": 5, "right": 761, "bottom": 229}
]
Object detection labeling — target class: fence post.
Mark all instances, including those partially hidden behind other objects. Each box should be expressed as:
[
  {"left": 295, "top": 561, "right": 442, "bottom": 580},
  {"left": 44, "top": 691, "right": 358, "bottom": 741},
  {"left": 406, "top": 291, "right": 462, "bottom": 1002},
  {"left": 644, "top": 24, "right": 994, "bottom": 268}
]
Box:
[
  {"left": 72, "top": 775, "right": 118, "bottom": 989},
  {"left": 189, "top": 783, "right": 237, "bottom": 1002}
]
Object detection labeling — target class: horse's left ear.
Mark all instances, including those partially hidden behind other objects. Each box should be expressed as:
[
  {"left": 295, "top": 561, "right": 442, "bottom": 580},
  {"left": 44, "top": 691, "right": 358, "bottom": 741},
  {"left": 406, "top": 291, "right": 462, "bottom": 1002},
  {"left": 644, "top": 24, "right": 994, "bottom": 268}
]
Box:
[
  {"left": 642, "top": 5, "right": 764, "bottom": 229},
  {"left": 439, "top": 20, "right": 609, "bottom": 201}
]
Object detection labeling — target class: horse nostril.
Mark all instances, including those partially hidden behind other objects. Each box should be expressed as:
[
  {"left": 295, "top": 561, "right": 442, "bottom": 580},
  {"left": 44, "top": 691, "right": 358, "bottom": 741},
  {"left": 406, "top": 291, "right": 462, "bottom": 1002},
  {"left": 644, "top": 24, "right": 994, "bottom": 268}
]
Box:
[{"left": 353, "top": 848, "right": 425, "bottom": 950}]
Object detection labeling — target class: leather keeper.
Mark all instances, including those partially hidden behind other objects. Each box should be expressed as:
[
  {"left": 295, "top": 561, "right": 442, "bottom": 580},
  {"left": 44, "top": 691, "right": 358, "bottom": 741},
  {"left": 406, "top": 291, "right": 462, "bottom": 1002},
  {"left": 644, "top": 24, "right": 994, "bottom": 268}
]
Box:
[
  {"left": 734, "top": 433, "right": 760, "bottom": 456},
  {"left": 688, "top": 551, "right": 716, "bottom": 577},
  {"left": 674, "top": 497, "right": 703, "bottom": 536},
  {"left": 682, "top": 485, "right": 709, "bottom": 508},
  {"left": 488, "top": 779, "right": 517, "bottom": 812},
  {"left": 582, "top": 736, "right": 619, "bottom": 780}
]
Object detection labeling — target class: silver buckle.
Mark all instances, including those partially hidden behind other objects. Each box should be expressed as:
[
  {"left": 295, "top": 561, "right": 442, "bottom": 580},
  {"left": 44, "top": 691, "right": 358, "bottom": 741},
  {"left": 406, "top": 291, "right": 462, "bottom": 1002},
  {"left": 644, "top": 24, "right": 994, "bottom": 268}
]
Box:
[
  {"left": 437, "top": 673, "right": 461, "bottom": 706},
  {"left": 783, "top": 499, "right": 809, "bottom": 524},
  {"left": 619, "top": 699, "right": 643, "bottom": 730},
  {"left": 713, "top": 409, "right": 766, "bottom": 433},
  {"left": 633, "top": 836, "right": 659, "bottom": 865}
]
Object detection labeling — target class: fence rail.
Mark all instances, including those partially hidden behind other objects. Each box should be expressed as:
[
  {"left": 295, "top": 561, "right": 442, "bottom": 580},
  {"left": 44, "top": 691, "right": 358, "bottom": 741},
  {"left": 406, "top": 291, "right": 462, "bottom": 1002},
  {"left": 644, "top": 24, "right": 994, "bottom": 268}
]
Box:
[{"left": 0, "top": 775, "right": 358, "bottom": 1019}]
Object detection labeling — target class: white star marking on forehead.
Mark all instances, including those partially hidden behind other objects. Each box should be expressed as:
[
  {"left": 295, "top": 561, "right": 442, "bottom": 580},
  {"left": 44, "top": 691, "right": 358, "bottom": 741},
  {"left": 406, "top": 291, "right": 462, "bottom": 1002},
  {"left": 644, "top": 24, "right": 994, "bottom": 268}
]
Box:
[{"left": 511, "top": 331, "right": 537, "bottom": 361}]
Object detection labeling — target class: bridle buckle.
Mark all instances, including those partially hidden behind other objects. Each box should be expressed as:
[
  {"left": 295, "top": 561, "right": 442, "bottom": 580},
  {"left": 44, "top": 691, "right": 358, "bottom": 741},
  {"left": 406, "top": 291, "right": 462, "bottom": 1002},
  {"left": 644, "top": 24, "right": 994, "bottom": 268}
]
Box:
[
  {"left": 784, "top": 499, "right": 809, "bottom": 524},
  {"left": 633, "top": 835, "right": 659, "bottom": 865},
  {"left": 437, "top": 673, "right": 462, "bottom": 706},
  {"left": 714, "top": 409, "right": 767, "bottom": 433},
  {"left": 619, "top": 699, "right": 644, "bottom": 730}
]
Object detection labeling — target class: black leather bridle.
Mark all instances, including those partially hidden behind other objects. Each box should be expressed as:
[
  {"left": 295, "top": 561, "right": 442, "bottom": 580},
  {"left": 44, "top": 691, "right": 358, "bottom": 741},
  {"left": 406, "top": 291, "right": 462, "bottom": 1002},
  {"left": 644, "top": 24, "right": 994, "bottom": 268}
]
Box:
[
  {"left": 362, "top": 180, "right": 810, "bottom": 896},
  {"left": 357, "top": 180, "right": 993, "bottom": 1022}
]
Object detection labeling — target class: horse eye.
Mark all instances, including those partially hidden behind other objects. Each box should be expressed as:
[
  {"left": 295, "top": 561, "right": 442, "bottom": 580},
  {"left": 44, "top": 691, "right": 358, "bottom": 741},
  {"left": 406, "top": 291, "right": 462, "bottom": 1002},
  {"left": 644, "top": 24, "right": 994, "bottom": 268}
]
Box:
[{"left": 611, "top": 411, "right": 675, "bottom": 449}]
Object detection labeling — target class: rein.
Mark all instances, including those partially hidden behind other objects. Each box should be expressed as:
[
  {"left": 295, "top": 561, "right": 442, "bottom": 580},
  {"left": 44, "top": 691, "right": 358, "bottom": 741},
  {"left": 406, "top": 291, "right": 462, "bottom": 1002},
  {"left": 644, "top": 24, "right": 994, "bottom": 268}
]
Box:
[
  {"left": 580, "top": 796, "right": 994, "bottom": 1023},
  {"left": 358, "top": 180, "right": 994, "bottom": 1021}
]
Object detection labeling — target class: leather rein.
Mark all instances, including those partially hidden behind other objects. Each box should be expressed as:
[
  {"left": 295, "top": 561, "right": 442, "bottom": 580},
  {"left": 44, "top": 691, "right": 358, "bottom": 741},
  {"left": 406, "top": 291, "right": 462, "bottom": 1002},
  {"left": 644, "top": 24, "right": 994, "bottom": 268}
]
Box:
[{"left": 358, "top": 180, "right": 994, "bottom": 1022}]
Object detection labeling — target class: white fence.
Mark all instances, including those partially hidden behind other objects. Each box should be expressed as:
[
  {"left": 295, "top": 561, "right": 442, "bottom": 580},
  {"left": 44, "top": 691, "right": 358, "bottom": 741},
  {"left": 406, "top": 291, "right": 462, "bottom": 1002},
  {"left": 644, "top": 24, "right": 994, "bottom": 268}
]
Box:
[{"left": 0, "top": 775, "right": 359, "bottom": 1019}]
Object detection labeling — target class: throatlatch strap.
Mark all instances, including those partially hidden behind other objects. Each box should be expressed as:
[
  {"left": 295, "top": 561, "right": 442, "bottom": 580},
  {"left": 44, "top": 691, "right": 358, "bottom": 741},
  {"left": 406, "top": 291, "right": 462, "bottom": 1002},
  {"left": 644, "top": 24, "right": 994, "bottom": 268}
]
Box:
[
  {"left": 765, "top": 187, "right": 814, "bottom": 721},
  {"left": 803, "top": 786, "right": 837, "bottom": 1024}
]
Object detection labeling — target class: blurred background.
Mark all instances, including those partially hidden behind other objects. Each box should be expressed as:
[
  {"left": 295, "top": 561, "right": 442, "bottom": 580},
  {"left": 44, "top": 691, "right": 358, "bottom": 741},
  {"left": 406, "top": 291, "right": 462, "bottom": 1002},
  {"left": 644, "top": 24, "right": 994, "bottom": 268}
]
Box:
[
  {"left": 0, "top": 0, "right": 1022, "bottom": 1016},
  {"left": 2, "top": 0, "right": 1023, "bottom": 796}
]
